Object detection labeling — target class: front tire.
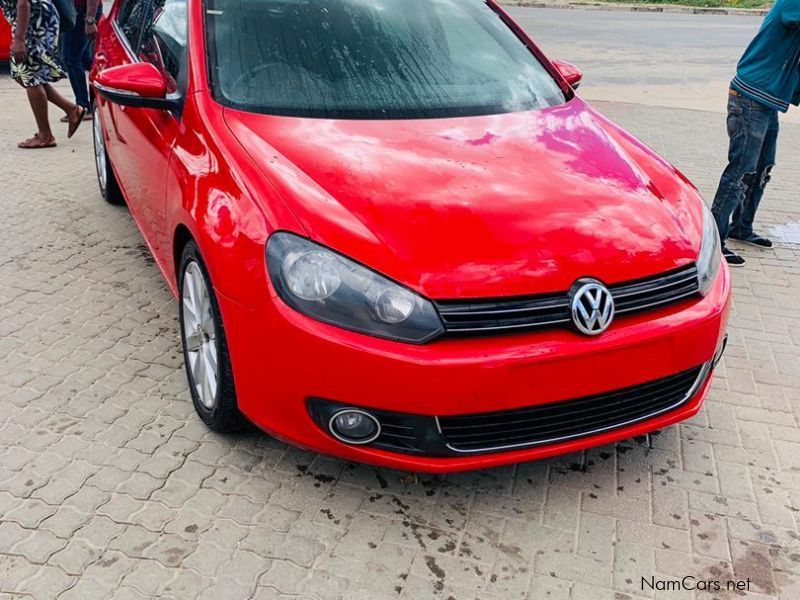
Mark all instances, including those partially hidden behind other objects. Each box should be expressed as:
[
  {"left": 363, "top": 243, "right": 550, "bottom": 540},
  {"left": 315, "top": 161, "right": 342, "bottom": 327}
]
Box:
[
  {"left": 93, "top": 112, "right": 125, "bottom": 205},
  {"left": 179, "top": 241, "right": 246, "bottom": 432}
]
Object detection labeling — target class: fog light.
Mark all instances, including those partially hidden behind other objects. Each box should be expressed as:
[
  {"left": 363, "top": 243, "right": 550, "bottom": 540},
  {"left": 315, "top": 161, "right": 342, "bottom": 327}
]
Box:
[{"left": 329, "top": 409, "right": 381, "bottom": 445}]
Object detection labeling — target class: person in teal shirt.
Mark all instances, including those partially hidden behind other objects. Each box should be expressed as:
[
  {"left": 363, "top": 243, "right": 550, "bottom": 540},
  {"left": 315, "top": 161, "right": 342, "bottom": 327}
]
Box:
[{"left": 711, "top": 0, "right": 800, "bottom": 266}]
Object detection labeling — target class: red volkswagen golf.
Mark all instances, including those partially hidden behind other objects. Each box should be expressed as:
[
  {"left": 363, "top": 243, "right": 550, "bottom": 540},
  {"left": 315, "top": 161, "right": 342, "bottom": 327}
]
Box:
[{"left": 91, "top": 0, "right": 730, "bottom": 472}]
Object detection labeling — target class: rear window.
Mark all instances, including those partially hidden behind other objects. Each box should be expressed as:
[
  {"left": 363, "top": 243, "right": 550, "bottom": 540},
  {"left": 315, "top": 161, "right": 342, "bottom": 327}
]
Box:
[{"left": 204, "top": 0, "right": 567, "bottom": 119}]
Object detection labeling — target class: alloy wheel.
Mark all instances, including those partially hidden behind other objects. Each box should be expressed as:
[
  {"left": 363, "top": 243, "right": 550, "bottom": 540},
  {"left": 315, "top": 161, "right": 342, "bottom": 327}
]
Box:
[
  {"left": 93, "top": 116, "right": 107, "bottom": 193},
  {"left": 181, "top": 261, "right": 219, "bottom": 409}
]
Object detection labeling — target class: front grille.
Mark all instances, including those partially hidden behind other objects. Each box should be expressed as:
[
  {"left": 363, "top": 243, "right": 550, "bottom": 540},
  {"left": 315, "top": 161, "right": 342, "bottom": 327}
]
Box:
[
  {"left": 435, "top": 264, "right": 700, "bottom": 336},
  {"left": 612, "top": 264, "right": 700, "bottom": 315},
  {"left": 437, "top": 366, "right": 706, "bottom": 453}
]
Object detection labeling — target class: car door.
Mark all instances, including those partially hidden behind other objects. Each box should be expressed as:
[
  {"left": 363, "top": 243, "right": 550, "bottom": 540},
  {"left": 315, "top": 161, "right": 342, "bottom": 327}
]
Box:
[
  {"left": 131, "top": 0, "right": 188, "bottom": 262},
  {"left": 95, "top": 0, "right": 154, "bottom": 196},
  {"left": 96, "top": 0, "right": 188, "bottom": 264}
]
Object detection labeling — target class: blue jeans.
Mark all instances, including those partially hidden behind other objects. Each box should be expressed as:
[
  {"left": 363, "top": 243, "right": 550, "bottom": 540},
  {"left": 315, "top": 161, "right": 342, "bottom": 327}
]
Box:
[
  {"left": 711, "top": 94, "right": 779, "bottom": 243},
  {"left": 60, "top": 8, "right": 102, "bottom": 110}
]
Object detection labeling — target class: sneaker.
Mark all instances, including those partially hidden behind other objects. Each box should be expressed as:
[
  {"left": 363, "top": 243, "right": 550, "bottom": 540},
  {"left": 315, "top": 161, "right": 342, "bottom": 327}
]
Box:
[
  {"left": 729, "top": 232, "right": 773, "bottom": 248},
  {"left": 722, "top": 247, "right": 746, "bottom": 267}
]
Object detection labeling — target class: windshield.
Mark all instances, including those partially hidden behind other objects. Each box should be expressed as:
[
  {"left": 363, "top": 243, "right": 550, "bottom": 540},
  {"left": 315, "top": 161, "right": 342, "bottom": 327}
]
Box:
[{"left": 205, "top": 0, "right": 567, "bottom": 119}]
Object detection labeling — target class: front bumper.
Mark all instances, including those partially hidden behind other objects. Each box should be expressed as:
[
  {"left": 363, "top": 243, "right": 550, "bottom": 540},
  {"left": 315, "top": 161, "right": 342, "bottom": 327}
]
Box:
[
  {"left": 307, "top": 359, "right": 720, "bottom": 457},
  {"left": 218, "top": 264, "right": 731, "bottom": 473}
]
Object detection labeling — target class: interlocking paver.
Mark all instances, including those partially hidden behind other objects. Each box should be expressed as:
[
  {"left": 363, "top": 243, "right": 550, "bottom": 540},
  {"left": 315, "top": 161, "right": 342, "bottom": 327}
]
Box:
[{"left": 2, "top": 45, "right": 800, "bottom": 599}]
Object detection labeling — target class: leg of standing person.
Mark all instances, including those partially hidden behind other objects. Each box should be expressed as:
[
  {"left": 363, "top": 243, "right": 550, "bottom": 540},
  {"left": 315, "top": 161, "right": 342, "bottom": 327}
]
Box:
[
  {"left": 729, "top": 112, "right": 778, "bottom": 248},
  {"left": 710, "top": 94, "right": 773, "bottom": 266},
  {"left": 24, "top": 84, "right": 55, "bottom": 142},
  {"left": 50, "top": 82, "right": 87, "bottom": 137},
  {"left": 15, "top": 78, "right": 82, "bottom": 147},
  {"left": 61, "top": 8, "right": 92, "bottom": 112}
]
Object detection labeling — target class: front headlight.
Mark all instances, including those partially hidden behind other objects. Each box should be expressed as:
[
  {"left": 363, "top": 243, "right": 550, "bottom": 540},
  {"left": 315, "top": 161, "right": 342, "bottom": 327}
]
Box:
[
  {"left": 267, "top": 232, "right": 444, "bottom": 344},
  {"left": 697, "top": 203, "right": 722, "bottom": 296}
]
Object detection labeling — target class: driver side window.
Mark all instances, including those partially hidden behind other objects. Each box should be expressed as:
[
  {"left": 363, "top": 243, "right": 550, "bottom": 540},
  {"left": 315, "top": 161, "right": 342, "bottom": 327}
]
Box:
[
  {"left": 139, "top": 0, "right": 188, "bottom": 92},
  {"left": 117, "top": 0, "right": 154, "bottom": 53}
]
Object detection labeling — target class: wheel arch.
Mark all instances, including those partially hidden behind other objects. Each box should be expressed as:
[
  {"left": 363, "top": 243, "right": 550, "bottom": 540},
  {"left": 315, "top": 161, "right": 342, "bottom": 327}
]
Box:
[{"left": 173, "top": 223, "right": 195, "bottom": 286}]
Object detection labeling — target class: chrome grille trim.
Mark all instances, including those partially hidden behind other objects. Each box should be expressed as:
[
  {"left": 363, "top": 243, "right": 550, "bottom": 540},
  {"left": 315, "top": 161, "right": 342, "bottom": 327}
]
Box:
[{"left": 435, "top": 264, "right": 700, "bottom": 336}]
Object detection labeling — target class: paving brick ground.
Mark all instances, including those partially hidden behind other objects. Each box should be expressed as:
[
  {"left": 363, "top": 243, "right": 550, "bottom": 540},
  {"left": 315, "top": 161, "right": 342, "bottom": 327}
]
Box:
[{"left": 1, "top": 77, "right": 799, "bottom": 600}]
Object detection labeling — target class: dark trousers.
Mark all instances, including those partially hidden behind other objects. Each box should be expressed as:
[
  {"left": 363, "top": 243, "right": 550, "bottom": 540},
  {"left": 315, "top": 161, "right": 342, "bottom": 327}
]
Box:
[
  {"left": 711, "top": 93, "right": 779, "bottom": 243},
  {"left": 60, "top": 8, "right": 102, "bottom": 110}
]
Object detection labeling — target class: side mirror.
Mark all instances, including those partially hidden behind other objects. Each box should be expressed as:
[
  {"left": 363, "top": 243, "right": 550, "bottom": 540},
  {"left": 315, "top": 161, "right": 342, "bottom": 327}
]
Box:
[
  {"left": 94, "top": 62, "right": 179, "bottom": 110},
  {"left": 552, "top": 60, "right": 583, "bottom": 90}
]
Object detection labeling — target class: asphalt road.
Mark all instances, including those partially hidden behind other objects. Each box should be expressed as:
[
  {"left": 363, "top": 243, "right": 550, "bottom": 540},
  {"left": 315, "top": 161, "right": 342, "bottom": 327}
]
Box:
[{"left": 506, "top": 8, "right": 800, "bottom": 123}]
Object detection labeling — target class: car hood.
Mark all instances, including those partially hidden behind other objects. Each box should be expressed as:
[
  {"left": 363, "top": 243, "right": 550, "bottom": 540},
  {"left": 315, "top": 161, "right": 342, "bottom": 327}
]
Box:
[{"left": 224, "top": 98, "right": 703, "bottom": 299}]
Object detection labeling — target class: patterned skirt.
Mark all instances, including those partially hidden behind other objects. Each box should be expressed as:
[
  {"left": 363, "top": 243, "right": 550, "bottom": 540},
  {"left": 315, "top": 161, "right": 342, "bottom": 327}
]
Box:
[{"left": 8, "top": 0, "right": 66, "bottom": 88}]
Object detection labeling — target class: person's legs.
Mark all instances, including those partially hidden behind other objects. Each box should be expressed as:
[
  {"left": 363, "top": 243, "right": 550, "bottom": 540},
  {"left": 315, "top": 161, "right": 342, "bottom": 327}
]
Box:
[
  {"left": 81, "top": 39, "right": 93, "bottom": 71},
  {"left": 61, "top": 9, "right": 92, "bottom": 110},
  {"left": 711, "top": 96, "right": 773, "bottom": 254},
  {"left": 25, "top": 85, "right": 53, "bottom": 138},
  {"left": 43, "top": 83, "right": 76, "bottom": 114},
  {"left": 14, "top": 76, "right": 80, "bottom": 146},
  {"left": 729, "top": 111, "right": 779, "bottom": 245},
  {"left": 43, "top": 83, "right": 86, "bottom": 138}
]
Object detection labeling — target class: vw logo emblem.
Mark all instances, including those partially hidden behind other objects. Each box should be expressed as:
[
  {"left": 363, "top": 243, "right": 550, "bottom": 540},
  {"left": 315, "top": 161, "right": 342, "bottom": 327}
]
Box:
[{"left": 570, "top": 280, "right": 615, "bottom": 336}]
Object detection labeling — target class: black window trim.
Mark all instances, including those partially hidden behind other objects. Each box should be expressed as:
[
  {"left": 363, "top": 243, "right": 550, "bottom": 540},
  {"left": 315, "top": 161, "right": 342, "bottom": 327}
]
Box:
[{"left": 111, "top": 4, "right": 141, "bottom": 62}]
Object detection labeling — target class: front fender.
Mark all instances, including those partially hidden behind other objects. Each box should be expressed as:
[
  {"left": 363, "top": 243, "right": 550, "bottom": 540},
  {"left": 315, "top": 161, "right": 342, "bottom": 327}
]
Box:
[{"left": 165, "top": 94, "right": 302, "bottom": 307}]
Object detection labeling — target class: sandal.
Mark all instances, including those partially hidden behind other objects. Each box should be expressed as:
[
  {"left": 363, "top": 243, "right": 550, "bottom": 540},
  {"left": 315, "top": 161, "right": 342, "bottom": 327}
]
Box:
[
  {"left": 61, "top": 111, "right": 93, "bottom": 123},
  {"left": 67, "top": 105, "right": 88, "bottom": 139},
  {"left": 18, "top": 133, "right": 57, "bottom": 149}
]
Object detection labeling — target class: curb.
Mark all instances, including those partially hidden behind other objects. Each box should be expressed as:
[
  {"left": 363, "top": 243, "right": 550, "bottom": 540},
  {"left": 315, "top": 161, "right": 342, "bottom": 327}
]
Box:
[{"left": 499, "top": 1, "right": 770, "bottom": 17}]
